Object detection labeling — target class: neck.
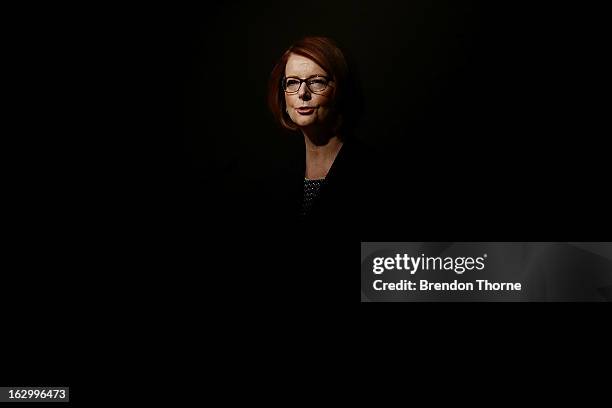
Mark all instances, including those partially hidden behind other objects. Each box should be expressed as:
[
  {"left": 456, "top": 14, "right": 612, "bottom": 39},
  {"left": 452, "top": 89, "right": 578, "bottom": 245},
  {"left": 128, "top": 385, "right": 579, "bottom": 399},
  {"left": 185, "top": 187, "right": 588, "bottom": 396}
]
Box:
[{"left": 302, "top": 128, "right": 343, "bottom": 180}]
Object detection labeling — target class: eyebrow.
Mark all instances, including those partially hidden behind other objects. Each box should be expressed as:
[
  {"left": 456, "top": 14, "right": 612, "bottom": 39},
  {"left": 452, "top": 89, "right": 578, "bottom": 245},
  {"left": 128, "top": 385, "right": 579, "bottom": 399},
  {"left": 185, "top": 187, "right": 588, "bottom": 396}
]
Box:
[{"left": 284, "top": 74, "right": 328, "bottom": 79}]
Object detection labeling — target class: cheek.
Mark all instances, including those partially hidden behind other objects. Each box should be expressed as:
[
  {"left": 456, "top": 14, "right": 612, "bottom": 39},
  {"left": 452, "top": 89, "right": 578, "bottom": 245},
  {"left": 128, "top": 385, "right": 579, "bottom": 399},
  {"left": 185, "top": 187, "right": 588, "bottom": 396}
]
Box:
[
  {"left": 314, "top": 92, "right": 331, "bottom": 105},
  {"left": 318, "top": 96, "right": 332, "bottom": 110},
  {"left": 285, "top": 94, "right": 298, "bottom": 108},
  {"left": 314, "top": 95, "right": 334, "bottom": 116}
]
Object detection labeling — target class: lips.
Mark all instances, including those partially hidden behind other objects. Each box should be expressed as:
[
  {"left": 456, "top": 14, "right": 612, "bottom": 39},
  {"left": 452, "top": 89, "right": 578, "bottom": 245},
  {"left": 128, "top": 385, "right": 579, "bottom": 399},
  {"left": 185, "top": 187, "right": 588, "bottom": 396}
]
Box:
[{"left": 296, "top": 107, "right": 315, "bottom": 115}]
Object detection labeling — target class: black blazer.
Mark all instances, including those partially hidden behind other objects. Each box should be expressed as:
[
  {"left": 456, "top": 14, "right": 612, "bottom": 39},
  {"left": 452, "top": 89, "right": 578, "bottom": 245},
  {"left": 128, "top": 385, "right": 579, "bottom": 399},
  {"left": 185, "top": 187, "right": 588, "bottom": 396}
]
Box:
[
  {"left": 269, "top": 137, "right": 385, "bottom": 229},
  {"left": 213, "top": 134, "right": 395, "bottom": 240}
]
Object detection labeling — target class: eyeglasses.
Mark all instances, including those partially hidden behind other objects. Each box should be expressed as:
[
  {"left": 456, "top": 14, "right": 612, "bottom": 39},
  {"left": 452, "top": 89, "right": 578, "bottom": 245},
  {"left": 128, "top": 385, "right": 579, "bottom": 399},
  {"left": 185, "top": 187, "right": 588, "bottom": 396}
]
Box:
[{"left": 282, "top": 75, "right": 332, "bottom": 94}]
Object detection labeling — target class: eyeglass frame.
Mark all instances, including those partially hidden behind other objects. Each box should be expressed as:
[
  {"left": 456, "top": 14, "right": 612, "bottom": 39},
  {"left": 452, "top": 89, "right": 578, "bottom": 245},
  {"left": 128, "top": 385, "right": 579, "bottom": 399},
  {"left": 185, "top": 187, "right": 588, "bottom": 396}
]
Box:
[{"left": 281, "top": 75, "right": 334, "bottom": 94}]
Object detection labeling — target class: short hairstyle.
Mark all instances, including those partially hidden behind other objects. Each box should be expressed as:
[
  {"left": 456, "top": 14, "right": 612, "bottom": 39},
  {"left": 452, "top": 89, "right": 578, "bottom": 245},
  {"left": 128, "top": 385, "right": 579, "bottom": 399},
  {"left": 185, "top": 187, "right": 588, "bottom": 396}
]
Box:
[{"left": 267, "top": 36, "right": 362, "bottom": 139}]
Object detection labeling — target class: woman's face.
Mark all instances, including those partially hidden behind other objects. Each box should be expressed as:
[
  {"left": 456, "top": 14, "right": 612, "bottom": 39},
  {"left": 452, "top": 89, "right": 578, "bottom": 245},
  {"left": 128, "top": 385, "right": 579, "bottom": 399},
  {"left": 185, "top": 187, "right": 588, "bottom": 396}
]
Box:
[{"left": 284, "top": 53, "right": 336, "bottom": 129}]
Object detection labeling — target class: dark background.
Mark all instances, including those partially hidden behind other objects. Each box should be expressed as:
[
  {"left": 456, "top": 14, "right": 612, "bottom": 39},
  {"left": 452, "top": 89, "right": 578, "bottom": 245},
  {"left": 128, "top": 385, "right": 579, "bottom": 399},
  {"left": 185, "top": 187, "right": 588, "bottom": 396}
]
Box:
[
  {"left": 3, "top": 0, "right": 609, "bottom": 396},
  {"left": 163, "top": 0, "right": 609, "bottom": 241}
]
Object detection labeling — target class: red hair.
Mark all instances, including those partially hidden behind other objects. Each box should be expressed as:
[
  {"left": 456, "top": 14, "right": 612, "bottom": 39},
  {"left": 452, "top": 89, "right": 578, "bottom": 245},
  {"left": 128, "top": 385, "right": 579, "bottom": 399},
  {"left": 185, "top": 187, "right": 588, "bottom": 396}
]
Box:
[{"left": 268, "top": 36, "right": 359, "bottom": 138}]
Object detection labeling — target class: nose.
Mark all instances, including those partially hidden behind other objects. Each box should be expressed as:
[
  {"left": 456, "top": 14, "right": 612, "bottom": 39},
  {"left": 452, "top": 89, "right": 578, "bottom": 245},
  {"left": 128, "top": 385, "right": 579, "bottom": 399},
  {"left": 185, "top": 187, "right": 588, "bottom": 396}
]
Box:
[{"left": 298, "top": 82, "right": 311, "bottom": 101}]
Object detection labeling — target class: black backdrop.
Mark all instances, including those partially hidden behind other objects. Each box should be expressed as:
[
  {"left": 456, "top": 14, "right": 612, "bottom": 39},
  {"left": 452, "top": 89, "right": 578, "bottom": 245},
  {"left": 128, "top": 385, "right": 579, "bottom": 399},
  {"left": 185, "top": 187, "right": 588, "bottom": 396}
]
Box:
[
  {"left": 161, "top": 1, "right": 609, "bottom": 241},
  {"left": 2, "top": 0, "right": 609, "bottom": 395}
]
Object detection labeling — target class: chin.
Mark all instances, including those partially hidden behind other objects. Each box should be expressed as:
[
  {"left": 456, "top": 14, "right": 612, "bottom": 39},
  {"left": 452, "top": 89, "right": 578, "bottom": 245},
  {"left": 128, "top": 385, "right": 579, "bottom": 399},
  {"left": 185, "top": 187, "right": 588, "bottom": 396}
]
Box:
[
  {"left": 299, "top": 120, "right": 317, "bottom": 127},
  {"left": 293, "top": 118, "right": 316, "bottom": 127}
]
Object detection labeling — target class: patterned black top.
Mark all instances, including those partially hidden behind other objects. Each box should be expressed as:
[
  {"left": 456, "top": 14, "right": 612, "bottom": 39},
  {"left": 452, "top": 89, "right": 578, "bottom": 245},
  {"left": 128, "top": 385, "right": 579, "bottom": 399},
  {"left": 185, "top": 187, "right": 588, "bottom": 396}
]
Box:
[{"left": 302, "top": 178, "right": 326, "bottom": 216}]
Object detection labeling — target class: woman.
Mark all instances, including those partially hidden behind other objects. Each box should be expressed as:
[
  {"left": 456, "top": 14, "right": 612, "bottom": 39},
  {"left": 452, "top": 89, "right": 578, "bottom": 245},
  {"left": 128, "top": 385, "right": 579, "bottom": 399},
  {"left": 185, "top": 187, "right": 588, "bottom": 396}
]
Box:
[{"left": 268, "top": 36, "right": 369, "bottom": 221}]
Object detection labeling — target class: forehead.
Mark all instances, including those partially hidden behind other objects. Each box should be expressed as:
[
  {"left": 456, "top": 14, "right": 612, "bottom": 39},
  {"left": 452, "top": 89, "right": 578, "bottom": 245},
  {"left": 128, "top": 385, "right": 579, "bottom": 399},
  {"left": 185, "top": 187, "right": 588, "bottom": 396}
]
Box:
[{"left": 285, "top": 53, "right": 327, "bottom": 77}]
